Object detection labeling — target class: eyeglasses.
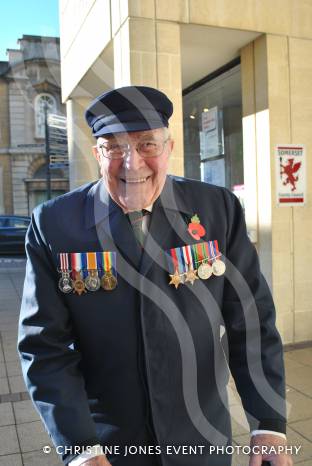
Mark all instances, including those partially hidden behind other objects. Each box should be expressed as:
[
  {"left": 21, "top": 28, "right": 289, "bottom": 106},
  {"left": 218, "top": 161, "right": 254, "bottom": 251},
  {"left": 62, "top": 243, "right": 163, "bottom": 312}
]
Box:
[{"left": 98, "top": 138, "right": 170, "bottom": 159}]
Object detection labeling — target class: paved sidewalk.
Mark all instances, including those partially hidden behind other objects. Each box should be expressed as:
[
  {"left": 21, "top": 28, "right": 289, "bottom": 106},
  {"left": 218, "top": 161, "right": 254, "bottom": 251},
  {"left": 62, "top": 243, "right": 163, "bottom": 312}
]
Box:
[{"left": 0, "top": 259, "right": 311, "bottom": 465}]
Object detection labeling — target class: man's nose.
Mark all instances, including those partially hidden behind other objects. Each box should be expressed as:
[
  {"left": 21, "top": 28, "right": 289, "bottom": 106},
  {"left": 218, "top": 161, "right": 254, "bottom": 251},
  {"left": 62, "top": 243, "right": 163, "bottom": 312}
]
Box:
[{"left": 123, "top": 145, "right": 146, "bottom": 171}]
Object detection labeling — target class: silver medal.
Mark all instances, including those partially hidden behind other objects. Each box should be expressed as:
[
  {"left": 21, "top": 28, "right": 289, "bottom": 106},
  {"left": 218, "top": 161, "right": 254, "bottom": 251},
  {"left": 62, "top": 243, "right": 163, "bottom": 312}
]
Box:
[
  {"left": 85, "top": 271, "right": 101, "bottom": 291},
  {"left": 198, "top": 262, "right": 213, "bottom": 280},
  {"left": 212, "top": 260, "right": 226, "bottom": 276},
  {"left": 58, "top": 272, "right": 74, "bottom": 293}
]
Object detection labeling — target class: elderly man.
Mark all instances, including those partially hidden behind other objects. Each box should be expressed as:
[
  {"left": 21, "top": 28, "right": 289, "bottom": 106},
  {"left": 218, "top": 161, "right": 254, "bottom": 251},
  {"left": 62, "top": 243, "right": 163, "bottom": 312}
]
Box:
[{"left": 18, "top": 86, "right": 292, "bottom": 466}]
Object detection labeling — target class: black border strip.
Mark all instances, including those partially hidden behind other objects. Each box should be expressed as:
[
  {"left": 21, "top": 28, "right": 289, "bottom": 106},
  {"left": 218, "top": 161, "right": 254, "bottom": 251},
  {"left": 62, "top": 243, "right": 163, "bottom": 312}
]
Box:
[{"left": 182, "top": 56, "right": 241, "bottom": 96}]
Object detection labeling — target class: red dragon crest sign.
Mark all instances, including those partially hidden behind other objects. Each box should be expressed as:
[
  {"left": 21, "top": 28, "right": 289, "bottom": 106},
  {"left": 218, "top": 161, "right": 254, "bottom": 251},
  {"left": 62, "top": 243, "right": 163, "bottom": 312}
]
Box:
[{"left": 276, "top": 145, "right": 305, "bottom": 206}]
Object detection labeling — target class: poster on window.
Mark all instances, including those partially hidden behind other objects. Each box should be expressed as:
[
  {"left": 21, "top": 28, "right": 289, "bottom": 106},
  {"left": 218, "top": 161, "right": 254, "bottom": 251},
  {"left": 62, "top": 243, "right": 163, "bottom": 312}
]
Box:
[
  {"left": 201, "top": 159, "right": 225, "bottom": 187},
  {"left": 275, "top": 144, "right": 306, "bottom": 206},
  {"left": 200, "top": 107, "right": 224, "bottom": 160}
]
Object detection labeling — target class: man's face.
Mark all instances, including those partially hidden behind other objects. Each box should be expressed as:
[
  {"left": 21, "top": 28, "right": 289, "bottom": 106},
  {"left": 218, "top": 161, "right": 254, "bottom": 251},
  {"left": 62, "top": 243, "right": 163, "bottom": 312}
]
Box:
[{"left": 93, "top": 128, "right": 174, "bottom": 212}]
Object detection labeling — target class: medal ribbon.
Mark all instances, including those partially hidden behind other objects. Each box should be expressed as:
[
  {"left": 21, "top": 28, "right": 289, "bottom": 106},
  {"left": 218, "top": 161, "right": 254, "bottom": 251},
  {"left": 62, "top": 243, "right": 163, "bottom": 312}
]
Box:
[
  {"left": 177, "top": 247, "right": 186, "bottom": 274},
  {"left": 86, "top": 252, "right": 97, "bottom": 271},
  {"left": 200, "top": 243, "right": 207, "bottom": 264},
  {"left": 170, "top": 248, "right": 179, "bottom": 274},
  {"left": 208, "top": 241, "right": 216, "bottom": 263},
  {"left": 183, "top": 245, "right": 194, "bottom": 271},
  {"left": 214, "top": 240, "right": 221, "bottom": 261},
  {"left": 80, "top": 253, "right": 87, "bottom": 279},
  {"left": 102, "top": 252, "right": 111, "bottom": 273},
  {"left": 58, "top": 253, "right": 70, "bottom": 272},
  {"left": 190, "top": 243, "right": 198, "bottom": 268},
  {"left": 110, "top": 252, "right": 117, "bottom": 277},
  {"left": 71, "top": 253, "right": 82, "bottom": 280},
  {"left": 198, "top": 243, "right": 204, "bottom": 265},
  {"left": 204, "top": 242, "right": 211, "bottom": 265}
]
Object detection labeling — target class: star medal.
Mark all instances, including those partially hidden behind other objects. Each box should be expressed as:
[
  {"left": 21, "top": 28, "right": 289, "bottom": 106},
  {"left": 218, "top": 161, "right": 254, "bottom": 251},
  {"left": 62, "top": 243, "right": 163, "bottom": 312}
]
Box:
[
  {"left": 181, "top": 245, "right": 198, "bottom": 285},
  {"left": 57, "top": 253, "right": 73, "bottom": 293},
  {"left": 167, "top": 246, "right": 187, "bottom": 288},
  {"left": 184, "top": 264, "right": 199, "bottom": 285},
  {"left": 188, "top": 214, "right": 206, "bottom": 240},
  {"left": 169, "top": 268, "right": 183, "bottom": 289},
  {"left": 100, "top": 251, "right": 117, "bottom": 291},
  {"left": 85, "top": 253, "right": 101, "bottom": 291},
  {"left": 71, "top": 253, "right": 87, "bottom": 295},
  {"left": 209, "top": 241, "right": 226, "bottom": 276},
  {"left": 73, "top": 271, "right": 87, "bottom": 295}
]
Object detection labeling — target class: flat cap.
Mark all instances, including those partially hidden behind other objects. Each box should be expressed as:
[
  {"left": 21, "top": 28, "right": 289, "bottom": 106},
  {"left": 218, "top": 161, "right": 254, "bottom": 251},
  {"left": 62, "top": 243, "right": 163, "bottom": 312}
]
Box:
[{"left": 85, "top": 86, "right": 173, "bottom": 137}]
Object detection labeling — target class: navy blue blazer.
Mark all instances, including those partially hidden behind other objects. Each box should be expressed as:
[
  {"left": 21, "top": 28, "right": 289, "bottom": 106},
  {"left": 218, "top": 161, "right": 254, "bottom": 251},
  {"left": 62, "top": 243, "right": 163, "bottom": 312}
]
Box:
[{"left": 18, "top": 176, "right": 286, "bottom": 466}]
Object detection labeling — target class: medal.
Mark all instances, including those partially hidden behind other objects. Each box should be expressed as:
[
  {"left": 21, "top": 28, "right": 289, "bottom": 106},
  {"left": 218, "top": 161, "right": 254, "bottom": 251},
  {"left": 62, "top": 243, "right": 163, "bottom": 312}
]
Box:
[
  {"left": 169, "top": 268, "right": 183, "bottom": 289},
  {"left": 85, "top": 253, "right": 101, "bottom": 291},
  {"left": 209, "top": 240, "right": 226, "bottom": 276},
  {"left": 197, "top": 242, "right": 212, "bottom": 280},
  {"left": 167, "top": 247, "right": 186, "bottom": 288},
  {"left": 100, "top": 251, "right": 117, "bottom": 291},
  {"left": 188, "top": 214, "right": 206, "bottom": 240},
  {"left": 71, "top": 253, "right": 87, "bottom": 295},
  {"left": 212, "top": 260, "right": 226, "bottom": 276},
  {"left": 184, "top": 265, "right": 198, "bottom": 285},
  {"left": 73, "top": 272, "right": 87, "bottom": 295},
  {"left": 101, "top": 270, "right": 117, "bottom": 290},
  {"left": 58, "top": 272, "right": 74, "bottom": 293},
  {"left": 57, "top": 253, "right": 74, "bottom": 293},
  {"left": 85, "top": 270, "right": 101, "bottom": 291},
  {"left": 182, "top": 245, "right": 198, "bottom": 285},
  {"left": 198, "top": 262, "right": 213, "bottom": 279}
]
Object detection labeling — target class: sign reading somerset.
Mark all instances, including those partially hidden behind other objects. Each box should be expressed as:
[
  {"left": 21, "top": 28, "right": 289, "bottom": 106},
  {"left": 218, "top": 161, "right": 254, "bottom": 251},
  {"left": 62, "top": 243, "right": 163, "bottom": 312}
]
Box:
[{"left": 275, "top": 144, "right": 306, "bottom": 206}]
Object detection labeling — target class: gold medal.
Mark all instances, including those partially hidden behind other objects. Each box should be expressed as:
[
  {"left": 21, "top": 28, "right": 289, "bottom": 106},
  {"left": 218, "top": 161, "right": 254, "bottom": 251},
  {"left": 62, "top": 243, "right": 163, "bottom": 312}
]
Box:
[
  {"left": 212, "top": 260, "right": 226, "bottom": 276},
  {"left": 184, "top": 265, "right": 199, "bottom": 285},
  {"left": 73, "top": 272, "right": 87, "bottom": 295},
  {"left": 101, "top": 270, "right": 117, "bottom": 291},
  {"left": 198, "top": 262, "right": 213, "bottom": 280},
  {"left": 169, "top": 268, "right": 183, "bottom": 289}
]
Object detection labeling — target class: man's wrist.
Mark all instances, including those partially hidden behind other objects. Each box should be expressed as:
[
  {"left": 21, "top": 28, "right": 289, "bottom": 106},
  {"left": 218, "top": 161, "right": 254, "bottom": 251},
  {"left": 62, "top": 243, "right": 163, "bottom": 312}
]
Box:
[
  {"left": 251, "top": 429, "right": 287, "bottom": 440},
  {"left": 69, "top": 445, "right": 105, "bottom": 466}
]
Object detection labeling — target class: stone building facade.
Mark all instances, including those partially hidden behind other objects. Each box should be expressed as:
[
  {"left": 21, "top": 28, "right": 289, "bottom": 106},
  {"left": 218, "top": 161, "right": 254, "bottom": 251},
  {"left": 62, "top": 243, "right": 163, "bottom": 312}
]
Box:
[
  {"left": 59, "top": 0, "right": 312, "bottom": 345},
  {"left": 0, "top": 35, "right": 69, "bottom": 216}
]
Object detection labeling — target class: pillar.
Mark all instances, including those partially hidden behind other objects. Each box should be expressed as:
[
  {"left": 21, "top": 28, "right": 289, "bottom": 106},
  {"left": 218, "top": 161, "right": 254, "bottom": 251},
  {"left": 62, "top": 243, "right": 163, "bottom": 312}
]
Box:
[
  {"left": 112, "top": 9, "right": 184, "bottom": 175},
  {"left": 67, "top": 98, "right": 99, "bottom": 190},
  {"left": 241, "top": 33, "right": 312, "bottom": 343}
]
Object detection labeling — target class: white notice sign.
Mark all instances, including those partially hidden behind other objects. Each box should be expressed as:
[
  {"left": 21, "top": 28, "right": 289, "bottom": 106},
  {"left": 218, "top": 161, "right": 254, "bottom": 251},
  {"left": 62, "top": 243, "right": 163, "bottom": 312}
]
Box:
[{"left": 275, "top": 144, "right": 306, "bottom": 206}]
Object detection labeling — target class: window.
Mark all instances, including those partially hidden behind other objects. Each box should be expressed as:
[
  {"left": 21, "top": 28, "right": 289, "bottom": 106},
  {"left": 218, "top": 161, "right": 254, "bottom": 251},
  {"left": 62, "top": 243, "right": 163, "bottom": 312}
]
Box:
[
  {"left": 183, "top": 64, "right": 243, "bottom": 194},
  {"left": 34, "top": 93, "right": 57, "bottom": 138},
  {"left": 7, "top": 218, "right": 30, "bottom": 228}
]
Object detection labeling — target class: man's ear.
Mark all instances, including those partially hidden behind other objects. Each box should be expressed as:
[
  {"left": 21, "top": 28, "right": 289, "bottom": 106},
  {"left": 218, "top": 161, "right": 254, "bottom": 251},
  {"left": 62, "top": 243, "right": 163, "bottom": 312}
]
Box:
[
  {"left": 92, "top": 145, "right": 101, "bottom": 163},
  {"left": 168, "top": 138, "right": 174, "bottom": 155}
]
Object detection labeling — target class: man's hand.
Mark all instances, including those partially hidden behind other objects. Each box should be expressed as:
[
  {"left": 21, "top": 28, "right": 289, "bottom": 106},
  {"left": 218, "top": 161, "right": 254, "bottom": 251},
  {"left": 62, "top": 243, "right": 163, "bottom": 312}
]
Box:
[
  {"left": 82, "top": 455, "right": 112, "bottom": 466},
  {"left": 249, "top": 434, "right": 293, "bottom": 466}
]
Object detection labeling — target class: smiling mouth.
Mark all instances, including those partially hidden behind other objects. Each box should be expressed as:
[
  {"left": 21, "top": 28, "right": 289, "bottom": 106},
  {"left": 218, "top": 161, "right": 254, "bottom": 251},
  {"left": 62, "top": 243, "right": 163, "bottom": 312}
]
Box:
[{"left": 120, "top": 176, "right": 151, "bottom": 184}]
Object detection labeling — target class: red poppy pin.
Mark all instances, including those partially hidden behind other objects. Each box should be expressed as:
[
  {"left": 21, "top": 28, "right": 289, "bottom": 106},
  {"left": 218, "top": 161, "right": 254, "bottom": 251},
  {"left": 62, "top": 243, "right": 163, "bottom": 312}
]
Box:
[{"left": 187, "top": 214, "right": 206, "bottom": 240}]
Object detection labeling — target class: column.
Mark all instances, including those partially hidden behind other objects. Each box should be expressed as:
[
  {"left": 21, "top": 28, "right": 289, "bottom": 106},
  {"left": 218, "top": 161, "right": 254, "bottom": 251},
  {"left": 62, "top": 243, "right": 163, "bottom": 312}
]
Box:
[
  {"left": 113, "top": 13, "right": 184, "bottom": 176},
  {"left": 67, "top": 98, "right": 99, "bottom": 190}
]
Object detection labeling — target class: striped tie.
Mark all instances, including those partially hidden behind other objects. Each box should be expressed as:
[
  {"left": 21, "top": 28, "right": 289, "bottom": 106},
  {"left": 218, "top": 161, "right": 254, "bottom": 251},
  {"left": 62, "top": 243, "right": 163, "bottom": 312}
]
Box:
[{"left": 128, "top": 210, "right": 149, "bottom": 246}]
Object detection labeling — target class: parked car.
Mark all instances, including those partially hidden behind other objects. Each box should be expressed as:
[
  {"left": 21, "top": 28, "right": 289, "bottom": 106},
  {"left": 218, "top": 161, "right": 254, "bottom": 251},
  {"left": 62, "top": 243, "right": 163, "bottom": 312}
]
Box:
[{"left": 0, "top": 215, "right": 31, "bottom": 255}]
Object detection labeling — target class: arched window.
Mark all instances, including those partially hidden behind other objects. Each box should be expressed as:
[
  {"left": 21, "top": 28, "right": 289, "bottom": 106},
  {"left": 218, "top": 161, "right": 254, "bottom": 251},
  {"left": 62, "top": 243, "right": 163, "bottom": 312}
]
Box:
[{"left": 34, "top": 93, "right": 57, "bottom": 138}]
